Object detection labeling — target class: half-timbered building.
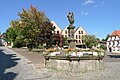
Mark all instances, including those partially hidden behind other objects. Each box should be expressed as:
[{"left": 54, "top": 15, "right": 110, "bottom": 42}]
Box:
[{"left": 107, "top": 30, "right": 120, "bottom": 53}]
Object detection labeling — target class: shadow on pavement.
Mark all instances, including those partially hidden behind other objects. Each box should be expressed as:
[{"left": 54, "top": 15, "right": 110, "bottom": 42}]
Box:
[
  {"left": 102, "top": 52, "right": 120, "bottom": 62},
  {"left": 0, "top": 49, "right": 21, "bottom": 80},
  {"left": 108, "top": 55, "right": 120, "bottom": 58}
]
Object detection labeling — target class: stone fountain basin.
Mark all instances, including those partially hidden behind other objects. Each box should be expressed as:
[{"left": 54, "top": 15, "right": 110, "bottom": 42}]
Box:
[{"left": 48, "top": 51, "right": 105, "bottom": 57}]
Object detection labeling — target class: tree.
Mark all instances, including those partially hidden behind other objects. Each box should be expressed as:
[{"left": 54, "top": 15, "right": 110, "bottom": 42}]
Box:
[
  {"left": 100, "top": 44, "right": 107, "bottom": 50},
  {"left": 19, "top": 5, "right": 54, "bottom": 50},
  {"left": 83, "top": 35, "right": 98, "bottom": 49},
  {"left": 102, "top": 34, "right": 110, "bottom": 41},
  {"left": 105, "top": 34, "right": 110, "bottom": 41},
  {"left": 6, "top": 5, "right": 54, "bottom": 50},
  {"left": 51, "top": 33, "right": 68, "bottom": 47},
  {"left": 6, "top": 20, "right": 25, "bottom": 48},
  {"left": 6, "top": 27, "right": 17, "bottom": 44}
]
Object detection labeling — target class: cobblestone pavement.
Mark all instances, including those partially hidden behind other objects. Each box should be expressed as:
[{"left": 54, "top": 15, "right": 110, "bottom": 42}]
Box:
[
  {"left": 103, "top": 51, "right": 120, "bottom": 62},
  {"left": 10, "top": 48, "right": 45, "bottom": 65},
  {"left": 0, "top": 47, "right": 49, "bottom": 80},
  {"left": 1, "top": 46, "right": 120, "bottom": 80}
]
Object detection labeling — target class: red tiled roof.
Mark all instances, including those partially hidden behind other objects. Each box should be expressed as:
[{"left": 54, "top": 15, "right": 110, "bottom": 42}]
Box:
[{"left": 111, "top": 30, "right": 120, "bottom": 37}]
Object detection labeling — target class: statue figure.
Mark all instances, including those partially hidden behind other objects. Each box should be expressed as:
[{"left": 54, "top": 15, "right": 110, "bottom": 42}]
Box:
[
  {"left": 67, "top": 12, "right": 76, "bottom": 49},
  {"left": 67, "top": 12, "right": 74, "bottom": 24}
]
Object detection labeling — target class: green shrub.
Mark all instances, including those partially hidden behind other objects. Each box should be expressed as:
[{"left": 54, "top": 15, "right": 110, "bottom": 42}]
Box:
[{"left": 38, "top": 45, "right": 44, "bottom": 49}]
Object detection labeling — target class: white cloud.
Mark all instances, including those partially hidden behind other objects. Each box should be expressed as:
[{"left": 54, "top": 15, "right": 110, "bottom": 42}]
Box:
[
  {"left": 85, "top": 12, "right": 89, "bottom": 15},
  {"left": 94, "top": 5, "right": 98, "bottom": 8},
  {"left": 81, "top": 11, "right": 84, "bottom": 14},
  {"left": 81, "top": 11, "right": 89, "bottom": 15},
  {"left": 82, "top": 0, "right": 94, "bottom": 5},
  {"left": 102, "top": 1, "right": 105, "bottom": 5}
]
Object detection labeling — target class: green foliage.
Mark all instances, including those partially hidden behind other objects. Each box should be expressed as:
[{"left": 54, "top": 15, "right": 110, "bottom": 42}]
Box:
[
  {"left": 100, "top": 44, "right": 107, "bottom": 50},
  {"left": 102, "top": 34, "right": 110, "bottom": 41},
  {"left": 6, "top": 20, "right": 25, "bottom": 48},
  {"left": 6, "top": 5, "right": 54, "bottom": 50},
  {"left": 52, "top": 34, "right": 60, "bottom": 45},
  {"left": 94, "top": 49, "right": 103, "bottom": 53},
  {"left": 6, "top": 27, "right": 17, "bottom": 43},
  {"left": 37, "top": 44, "right": 44, "bottom": 49},
  {"left": 62, "top": 37, "right": 68, "bottom": 46},
  {"left": 83, "top": 35, "right": 98, "bottom": 49}
]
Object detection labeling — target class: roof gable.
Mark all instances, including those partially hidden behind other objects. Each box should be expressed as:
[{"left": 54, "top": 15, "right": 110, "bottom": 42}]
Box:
[
  {"left": 51, "top": 21, "right": 61, "bottom": 30},
  {"left": 62, "top": 26, "right": 68, "bottom": 31},
  {"left": 74, "top": 26, "right": 87, "bottom": 34},
  {"left": 111, "top": 30, "right": 120, "bottom": 37},
  {"left": 75, "top": 26, "right": 83, "bottom": 32}
]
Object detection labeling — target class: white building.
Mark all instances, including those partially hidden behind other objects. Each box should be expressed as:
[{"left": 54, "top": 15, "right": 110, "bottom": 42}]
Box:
[
  {"left": 51, "top": 21, "right": 87, "bottom": 46},
  {"left": 51, "top": 21, "right": 62, "bottom": 34},
  {"left": 74, "top": 26, "right": 87, "bottom": 45},
  {"left": 61, "top": 26, "right": 69, "bottom": 38},
  {"left": 107, "top": 30, "right": 120, "bottom": 53}
]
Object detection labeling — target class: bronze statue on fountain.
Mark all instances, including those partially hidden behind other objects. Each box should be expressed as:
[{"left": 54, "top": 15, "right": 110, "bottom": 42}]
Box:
[{"left": 67, "top": 12, "right": 76, "bottom": 49}]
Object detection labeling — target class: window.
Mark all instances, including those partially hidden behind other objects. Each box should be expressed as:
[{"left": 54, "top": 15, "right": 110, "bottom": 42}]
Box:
[
  {"left": 109, "top": 42, "right": 111, "bottom": 45},
  {"left": 113, "top": 41, "right": 115, "bottom": 46},
  {"left": 79, "top": 35, "right": 80, "bottom": 39},
  {"left": 76, "top": 40, "right": 78, "bottom": 43},
  {"left": 79, "top": 40, "right": 81, "bottom": 43},
  {"left": 76, "top": 35, "right": 78, "bottom": 39},
  {"left": 118, "top": 48, "right": 120, "bottom": 51},
  {"left": 82, "top": 40, "right": 84, "bottom": 43},
  {"left": 65, "top": 30, "right": 67, "bottom": 34},
  {"left": 57, "top": 31, "right": 59, "bottom": 34},
  {"left": 117, "top": 41, "right": 119, "bottom": 46},
  {"left": 65, "top": 35, "right": 67, "bottom": 37},
  {"left": 79, "top": 31, "right": 80, "bottom": 34},
  {"left": 113, "top": 47, "right": 115, "bottom": 51},
  {"left": 81, "top": 31, "right": 83, "bottom": 34}
]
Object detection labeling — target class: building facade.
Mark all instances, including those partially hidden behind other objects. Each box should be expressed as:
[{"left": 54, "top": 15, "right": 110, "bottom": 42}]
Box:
[
  {"left": 51, "top": 21, "right": 87, "bottom": 46},
  {"left": 107, "top": 30, "right": 120, "bottom": 53},
  {"left": 61, "top": 26, "right": 69, "bottom": 38},
  {"left": 51, "top": 21, "right": 62, "bottom": 34},
  {"left": 74, "top": 26, "right": 87, "bottom": 45}
]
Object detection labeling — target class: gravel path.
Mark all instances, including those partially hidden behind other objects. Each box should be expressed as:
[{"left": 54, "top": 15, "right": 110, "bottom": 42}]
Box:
[{"left": 1, "top": 46, "right": 120, "bottom": 80}]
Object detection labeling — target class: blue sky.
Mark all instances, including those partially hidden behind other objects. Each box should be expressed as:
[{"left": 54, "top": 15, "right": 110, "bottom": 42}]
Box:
[{"left": 0, "top": 0, "right": 120, "bottom": 39}]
